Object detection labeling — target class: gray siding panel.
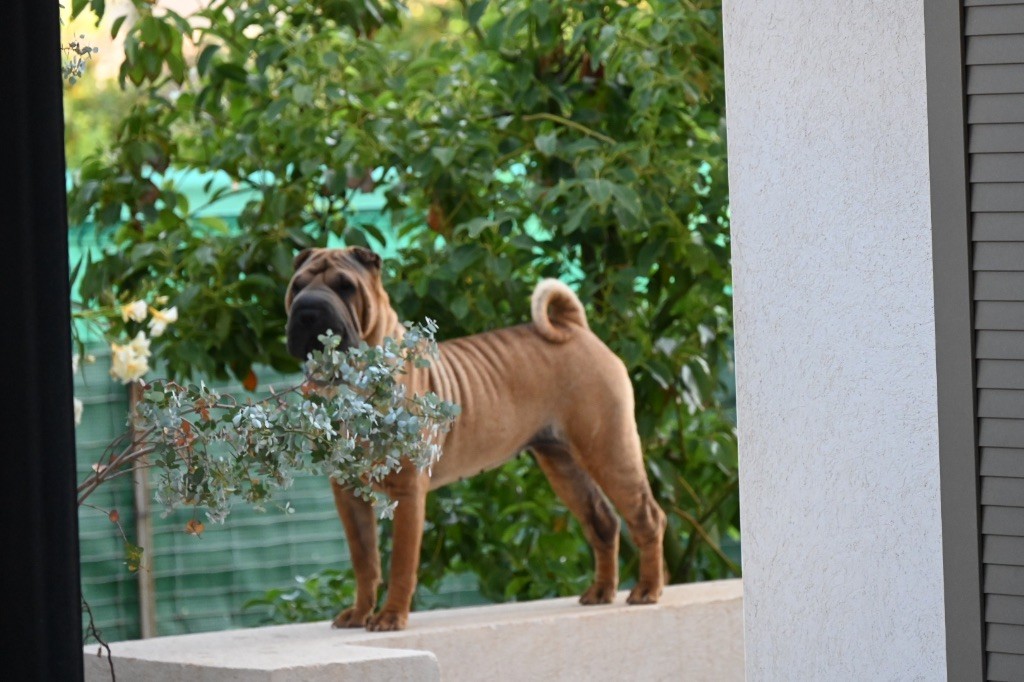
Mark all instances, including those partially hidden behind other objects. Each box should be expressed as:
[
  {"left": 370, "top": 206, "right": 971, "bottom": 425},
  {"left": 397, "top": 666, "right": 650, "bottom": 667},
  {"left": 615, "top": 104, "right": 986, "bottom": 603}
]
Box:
[
  {"left": 973, "top": 184, "right": 1024, "bottom": 211},
  {"left": 982, "top": 475, "right": 1024, "bottom": 504},
  {"left": 972, "top": 153, "right": 1024, "bottom": 180},
  {"left": 988, "top": 623, "right": 1024, "bottom": 654},
  {"left": 980, "top": 420, "right": 1024, "bottom": 448},
  {"left": 978, "top": 361, "right": 1024, "bottom": 389},
  {"left": 971, "top": 94, "right": 1024, "bottom": 124},
  {"left": 969, "top": 65, "right": 1024, "bottom": 94},
  {"left": 943, "top": 4, "right": 1024, "bottom": 675},
  {"left": 985, "top": 535, "right": 1024, "bottom": 565},
  {"left": 982, "top": 449, "right": 1024, "bottom": 477},
  {"left": 971, "top": 124, "right": 1024, "bottom": 152},
  {"left": 967, "top": 6, "right": 1024, "bottom": 37},
  {"left": 968, "top": 34, "right": 1024, "bottom": 65},
  {"left": 985, "top": 506, "right": 1024, "bottom": 534},
  {"left": 973, "top": 153, "right": 1024, "bottom": 181},
  {"left": 977, "top": 302, "right": 1024, "bottom": 329},
  {"left": 987, "top": 564, "right": 1024, "bottom": 595},
  {"left": 974, "top": 213, "right": 1024, "bottom": 240},
  {"left": 989, "top": 653, "right": 1024, "bottom": 682},
  {"left": 974, "top": 243, "right": 1024, "bottom": 271},
  {"left": 975, "top": 273, "right": 1024, "bottom": 300},
  {"left": 979, "top": 389, "right": 1024, "bottom": 416},
  {"left": 977, "top": 332, "right": 1024, "bottom": 358},
  {"left": 987, "top": 594, "right": 1024, "bottom": 624}
]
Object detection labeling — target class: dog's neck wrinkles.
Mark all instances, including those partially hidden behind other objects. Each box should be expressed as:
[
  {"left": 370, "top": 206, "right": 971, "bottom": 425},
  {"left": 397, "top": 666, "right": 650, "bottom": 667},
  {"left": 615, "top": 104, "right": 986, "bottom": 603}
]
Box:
[{"left": 362, "top": 298, "right": 403, "bottom": 348}]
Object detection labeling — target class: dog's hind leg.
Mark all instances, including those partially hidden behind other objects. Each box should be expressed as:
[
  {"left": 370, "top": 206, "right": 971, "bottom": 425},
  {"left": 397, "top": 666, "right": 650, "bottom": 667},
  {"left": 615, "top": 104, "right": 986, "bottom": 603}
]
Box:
[
  {"left": 571, "top": 421, "right": 666, "bottom": 605},
  {"left": 532, "top": 441, "right": 621, "bottom": 604},
  {"left": 330, "top": 479, "right": 381, "bottom": 628}
]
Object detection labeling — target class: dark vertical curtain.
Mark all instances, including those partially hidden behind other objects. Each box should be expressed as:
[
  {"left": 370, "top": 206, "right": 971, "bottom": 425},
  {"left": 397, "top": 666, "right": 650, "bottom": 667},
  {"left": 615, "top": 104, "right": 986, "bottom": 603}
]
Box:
[{"left": 0, "top": 1, "right": 84, "bottom": 680}]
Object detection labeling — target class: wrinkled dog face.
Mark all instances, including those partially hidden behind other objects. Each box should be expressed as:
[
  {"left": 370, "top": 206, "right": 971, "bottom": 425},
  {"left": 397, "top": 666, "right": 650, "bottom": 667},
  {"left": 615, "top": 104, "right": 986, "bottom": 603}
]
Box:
[{"left": 285, "top": 247, "right": 382, "bottom": 359}]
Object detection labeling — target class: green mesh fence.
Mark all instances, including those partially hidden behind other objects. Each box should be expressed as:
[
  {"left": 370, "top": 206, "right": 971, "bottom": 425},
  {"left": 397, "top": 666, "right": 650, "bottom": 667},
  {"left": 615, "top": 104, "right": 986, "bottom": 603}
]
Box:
[{"left": 77, "top": 348, "right": 139, "bottom": 642}]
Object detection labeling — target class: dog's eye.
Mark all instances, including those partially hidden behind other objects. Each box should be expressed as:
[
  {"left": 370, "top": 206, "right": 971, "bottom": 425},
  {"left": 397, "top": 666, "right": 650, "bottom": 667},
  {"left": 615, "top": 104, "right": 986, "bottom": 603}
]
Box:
[
  {"left": 291, "top": 280, "right": 306, "bottom": 294},
  {"left": 334, "top": 279, "right": 356, "bottom": 295}
]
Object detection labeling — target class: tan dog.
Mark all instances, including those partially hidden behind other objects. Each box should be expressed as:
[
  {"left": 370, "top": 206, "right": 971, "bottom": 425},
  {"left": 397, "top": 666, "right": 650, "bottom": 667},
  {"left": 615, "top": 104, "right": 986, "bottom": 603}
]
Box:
[{"left": 285, "top": 246, "right": 666, "bottom": 631}]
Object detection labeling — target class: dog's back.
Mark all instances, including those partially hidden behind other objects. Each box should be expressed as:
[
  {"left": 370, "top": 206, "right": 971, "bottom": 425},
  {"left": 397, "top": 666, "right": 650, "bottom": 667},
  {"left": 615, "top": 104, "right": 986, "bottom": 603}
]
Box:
[{"left": 423, "top": 281, "right": 633, "bottom": 489}]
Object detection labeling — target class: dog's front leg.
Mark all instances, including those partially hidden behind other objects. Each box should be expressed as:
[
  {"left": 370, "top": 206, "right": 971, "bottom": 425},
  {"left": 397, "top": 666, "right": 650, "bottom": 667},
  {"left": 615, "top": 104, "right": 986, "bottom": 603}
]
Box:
[
  {"left": 330, "top": 479, "right": 381, "bottom": 628},
  {"left": 366, "top": 471, "right": 428, "bottom": 632}
]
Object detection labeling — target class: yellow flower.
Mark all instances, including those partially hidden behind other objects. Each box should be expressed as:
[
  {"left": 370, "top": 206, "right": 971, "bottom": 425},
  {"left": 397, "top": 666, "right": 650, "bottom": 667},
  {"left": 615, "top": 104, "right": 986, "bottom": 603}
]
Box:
[
  {"left": 109, "top": 342, "right": 150, "bottom": 384},
  {"left": 129, "top": 331, "right": 152, "bottom": 359},
  {"left": 120, "top": 300, "right": 148, "bottom": 323},
  {"left": 148, "top": 306, "right": 178, "bottom": 337}
]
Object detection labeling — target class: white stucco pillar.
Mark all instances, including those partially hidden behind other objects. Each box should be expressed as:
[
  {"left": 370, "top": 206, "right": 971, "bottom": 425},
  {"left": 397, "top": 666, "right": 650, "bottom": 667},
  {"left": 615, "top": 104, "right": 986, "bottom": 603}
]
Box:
[{"left": 723, "top": 1, "right": 946, "bottom": 679}]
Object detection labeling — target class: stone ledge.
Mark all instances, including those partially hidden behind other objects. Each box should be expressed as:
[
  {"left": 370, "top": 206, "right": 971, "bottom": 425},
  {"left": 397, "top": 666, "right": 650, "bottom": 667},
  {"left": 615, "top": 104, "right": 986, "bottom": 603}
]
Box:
[{"left": 85, "top": 579, "right": 743, "bottom": 681}]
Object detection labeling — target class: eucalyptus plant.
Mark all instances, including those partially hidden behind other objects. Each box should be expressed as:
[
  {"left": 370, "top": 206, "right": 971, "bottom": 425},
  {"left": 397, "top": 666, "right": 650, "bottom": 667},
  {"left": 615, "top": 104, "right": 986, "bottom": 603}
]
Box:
[{"left": 78, "top": 323, "right": 460, "bottom": 524}]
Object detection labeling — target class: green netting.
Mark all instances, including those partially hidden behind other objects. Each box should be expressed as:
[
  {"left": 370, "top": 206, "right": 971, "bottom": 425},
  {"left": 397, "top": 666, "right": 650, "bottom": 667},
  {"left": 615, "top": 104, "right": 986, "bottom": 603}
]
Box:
[{"left": 77, "top": 349, "right": 139, "bottom": 642}]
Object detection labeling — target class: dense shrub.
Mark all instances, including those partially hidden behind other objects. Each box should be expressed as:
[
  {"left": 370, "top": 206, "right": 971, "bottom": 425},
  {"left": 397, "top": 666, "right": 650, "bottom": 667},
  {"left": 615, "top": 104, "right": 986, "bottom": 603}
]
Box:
[{"left": 69, "top": 0, "right": 736, "bottom": 606}]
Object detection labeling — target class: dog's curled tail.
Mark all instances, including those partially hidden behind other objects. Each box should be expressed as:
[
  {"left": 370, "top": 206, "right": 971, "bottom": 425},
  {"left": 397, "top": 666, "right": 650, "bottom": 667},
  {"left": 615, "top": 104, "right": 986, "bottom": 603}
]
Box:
[{"left": 531, "top": 279, "right": 589, "bottom": 343}]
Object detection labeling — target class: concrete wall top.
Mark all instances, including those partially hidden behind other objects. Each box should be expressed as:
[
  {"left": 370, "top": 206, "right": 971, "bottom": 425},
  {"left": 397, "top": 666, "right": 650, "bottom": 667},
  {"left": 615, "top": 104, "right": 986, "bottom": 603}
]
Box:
[{"left": 84, "top": 581, "right": 743, "bottom": 682}]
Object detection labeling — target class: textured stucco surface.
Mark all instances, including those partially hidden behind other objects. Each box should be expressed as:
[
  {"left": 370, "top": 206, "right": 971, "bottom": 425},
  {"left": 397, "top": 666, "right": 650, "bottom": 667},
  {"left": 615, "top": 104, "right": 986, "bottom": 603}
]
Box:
[{"left": 723, "top": 1, "right": 945, "bottom": 679}]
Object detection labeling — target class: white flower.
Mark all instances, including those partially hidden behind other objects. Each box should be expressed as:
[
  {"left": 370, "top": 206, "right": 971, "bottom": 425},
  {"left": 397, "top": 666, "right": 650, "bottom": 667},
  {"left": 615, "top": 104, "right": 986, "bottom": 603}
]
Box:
[
  {"left": 148, "top": 306, "right": 178, "bottom": 337},
  {"left": 121, "top": 300, "right": 148, "bottom": 323},
  {"left": 129, "top": 331, "right": 152, "bottom": 359},
  {"left": 110, "top": 341, "right": 150, "bottom": 383},
  {"left": 73, "top": 397, "right": 83, "bottom": 426},
  {"left": 71, "top": 353, "right": 79, "bottom": 375}
]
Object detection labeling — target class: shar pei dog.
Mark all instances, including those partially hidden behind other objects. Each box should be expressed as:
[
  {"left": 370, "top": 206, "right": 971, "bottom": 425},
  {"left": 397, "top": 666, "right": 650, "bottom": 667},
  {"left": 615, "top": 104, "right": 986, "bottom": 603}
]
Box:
[{"left": 286, "top": 246, "right": 666, "bottom": 631}]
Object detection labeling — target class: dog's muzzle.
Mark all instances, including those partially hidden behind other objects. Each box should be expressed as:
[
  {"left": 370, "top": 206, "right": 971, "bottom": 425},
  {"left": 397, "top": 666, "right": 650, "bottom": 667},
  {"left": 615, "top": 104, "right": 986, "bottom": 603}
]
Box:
[{"left": 286, "top": 289, "right": 354, "bottom": 359}]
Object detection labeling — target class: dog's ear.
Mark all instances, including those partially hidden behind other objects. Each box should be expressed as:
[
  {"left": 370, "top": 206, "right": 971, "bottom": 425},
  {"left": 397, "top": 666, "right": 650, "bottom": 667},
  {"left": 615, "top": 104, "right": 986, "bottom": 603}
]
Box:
[
  {"left": 293, "top": 248, "right": 314, "bottom": 271},
  {"left": 351, "top": 246, "right": 382, "bottom": 271}
]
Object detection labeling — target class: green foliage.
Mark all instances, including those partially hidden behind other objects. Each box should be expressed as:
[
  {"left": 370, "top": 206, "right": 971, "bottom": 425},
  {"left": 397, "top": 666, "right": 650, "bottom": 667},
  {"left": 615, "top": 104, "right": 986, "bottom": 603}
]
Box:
[
  {"left": 64, "top": 78, "right": 135, "bottom": 170},
  {"left": 420, "top": 454, "right": 596, "bottom": 602},
  {"left": 243, "top": 568, "right": 355, "bottom": 625},
  {"left": 70, "top": 0, "right": 737, "bottom": 610}
]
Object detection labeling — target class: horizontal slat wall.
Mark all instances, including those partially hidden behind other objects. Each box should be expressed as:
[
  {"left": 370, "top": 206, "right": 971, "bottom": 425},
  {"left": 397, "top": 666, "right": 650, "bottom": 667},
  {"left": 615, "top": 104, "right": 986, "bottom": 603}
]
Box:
[
  {"left": 975, "top": 213, "right": 1024, "bottom": 240},
  {"left": 987, "top": 564, "right": 1024, "bottom": 594},
  {"left": 988, "top": 653, "right": 1024, "bottom": 682},
  {"left": 977, "top": 332, "right": 1024, "bottom": 358},
  {"left": 971, "top": 153, "right": 1024, "bottom": 180},
  {"left": 977, "top": 360, "right": 1024, "bottom": 388},
  {"left": 983, "top": 448, "right": 1024, "bottom": 475},
  {"left": 968, "top": 36, "right": 1024, "bottom": 65},
  {"left": 974, "top": 243, "right": 1024, "bottom": 270},
  {"left": 967, "top": 4, "right": 1024, "bottom": 36},
  {"left": 967, "top": 3, "right": 1024, "bottom": 677},
  {"left": 977, "top": 302, "right": 1024, "bottom": 328},
  {"left": 987, "top": 594, "right": 1024, "bottom": 624}
]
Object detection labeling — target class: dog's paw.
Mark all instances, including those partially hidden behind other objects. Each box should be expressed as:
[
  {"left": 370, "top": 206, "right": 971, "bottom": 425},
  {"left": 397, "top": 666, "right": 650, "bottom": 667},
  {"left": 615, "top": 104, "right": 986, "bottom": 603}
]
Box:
[
  {"left": 332, "top": 607, "right": 372, "bottom": 629},
  {"left": 579, "top": 582, "right": 616, "bottom": 605},
  {"left": 626, "top": 582, "right": 662, "bottom": 605},
  {"left": 366, "top": 609, "right": 408, "bottom": 632}
]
